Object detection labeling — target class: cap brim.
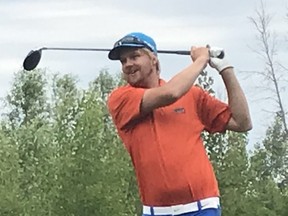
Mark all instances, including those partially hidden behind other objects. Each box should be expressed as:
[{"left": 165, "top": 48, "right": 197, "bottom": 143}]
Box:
[{"left": 108, "top": 44, "right": 145, "bottom": 60}]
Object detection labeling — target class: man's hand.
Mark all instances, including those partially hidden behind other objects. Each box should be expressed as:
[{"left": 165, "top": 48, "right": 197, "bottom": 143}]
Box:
[
  {"left": 209, "top": 57, "right": 233, "bottom": 74},
  {"left": 190, "top": 46, "right": 210, "bottom": 64}
]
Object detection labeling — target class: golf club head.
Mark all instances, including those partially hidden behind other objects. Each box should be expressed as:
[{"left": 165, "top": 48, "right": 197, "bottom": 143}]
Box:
[{"left": 23, "top": 49, "right": 42, "bottom": 71}]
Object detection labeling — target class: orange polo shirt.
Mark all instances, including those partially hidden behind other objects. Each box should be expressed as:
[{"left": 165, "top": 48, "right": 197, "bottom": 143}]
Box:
[{"left": 107, "top": 80, "right": 231, "bottom": 206}]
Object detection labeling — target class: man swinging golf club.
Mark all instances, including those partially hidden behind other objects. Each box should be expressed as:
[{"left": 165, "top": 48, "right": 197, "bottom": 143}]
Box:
[{"left": 107, "top": 32, "right": 252, "bottom": 216}]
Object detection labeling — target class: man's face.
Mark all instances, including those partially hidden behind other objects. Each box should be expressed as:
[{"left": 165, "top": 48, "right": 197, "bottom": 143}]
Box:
[{"left": 119, "top": 47, "right": 157, "bottom": 87}]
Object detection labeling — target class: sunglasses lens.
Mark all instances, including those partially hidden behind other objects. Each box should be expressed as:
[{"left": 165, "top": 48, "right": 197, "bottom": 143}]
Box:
[{"left": 114, "top": 36, "right": 143, "bottom": 47}]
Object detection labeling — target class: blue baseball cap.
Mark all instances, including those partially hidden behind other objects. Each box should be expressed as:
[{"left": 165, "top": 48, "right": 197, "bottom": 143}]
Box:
[{"left": 108, "top": 32, "right": 157, "bottom": 60}]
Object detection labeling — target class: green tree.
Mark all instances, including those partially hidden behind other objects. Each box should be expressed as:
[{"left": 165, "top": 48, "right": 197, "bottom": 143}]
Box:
[
  {"left": 246, "top": 2, "right": 288, "bottom": 214},
  {"left": 248, "top": 114, "right": 288, "bottom": 216},
  {"left": 0, "top": 69, "right": 140, "bottom": 215},
  {"left": 0, "top": 129, "right": 22, "bottom": 215},
  {"left": 50, "top": 71, "right": 139, "bottom": 215},
  {"left": 1, "top": 69, "right": 57, "bottom": 215}
]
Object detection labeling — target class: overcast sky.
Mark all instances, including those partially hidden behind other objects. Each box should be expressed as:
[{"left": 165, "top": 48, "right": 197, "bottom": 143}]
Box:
[{"left": 1, "top": 0, "right": 287, "bottom": 147}]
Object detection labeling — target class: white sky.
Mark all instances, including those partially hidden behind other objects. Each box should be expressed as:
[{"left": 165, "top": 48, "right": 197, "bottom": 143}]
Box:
[{"left": 0, "top": 0, "right": 287, "bottom": 148}]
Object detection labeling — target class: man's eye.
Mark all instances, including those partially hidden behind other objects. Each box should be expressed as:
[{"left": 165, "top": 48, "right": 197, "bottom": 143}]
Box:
[{"left": 132, "top": 54, "right": 140, "bottom": 59}]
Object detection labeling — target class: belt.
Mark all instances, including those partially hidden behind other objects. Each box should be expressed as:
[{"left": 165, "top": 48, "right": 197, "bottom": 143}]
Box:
[{"left": 142, "top": 197, "right": 220, "bottom": 216}]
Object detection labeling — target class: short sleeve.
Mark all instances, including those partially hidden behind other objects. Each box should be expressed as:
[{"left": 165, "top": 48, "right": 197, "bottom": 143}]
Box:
[
  {"left": 107, "top": 86, "right": 145, "bottom": 131},
  {"left": 192, "top": 86, "right": 232, "bottom": 133}
]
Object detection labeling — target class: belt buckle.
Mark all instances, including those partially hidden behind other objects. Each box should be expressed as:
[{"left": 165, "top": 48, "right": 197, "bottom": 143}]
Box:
[{"left": 171, "top": 204, "right": 184, "bottom": 215}]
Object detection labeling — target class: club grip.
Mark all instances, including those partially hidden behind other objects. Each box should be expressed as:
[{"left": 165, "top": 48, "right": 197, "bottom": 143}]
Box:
[
  {"left": 175, "top": 50, "right": 225, "bottom": 59},
  {"left": 158, "top": 48, "right": 225, "bottom": 59}
]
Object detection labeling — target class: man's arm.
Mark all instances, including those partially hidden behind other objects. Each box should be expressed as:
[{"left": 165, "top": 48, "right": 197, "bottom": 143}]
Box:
[
  {"left": 140, "top": 47, "right": 209, "bottom": 116},
  {"left": 221, "top": 68, "right": 252, "bottom": 132}
]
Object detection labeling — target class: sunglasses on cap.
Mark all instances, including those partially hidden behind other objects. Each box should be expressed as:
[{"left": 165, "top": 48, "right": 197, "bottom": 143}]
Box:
[{"left": 113, "top": 36, "right": 156, "bottom": 53}]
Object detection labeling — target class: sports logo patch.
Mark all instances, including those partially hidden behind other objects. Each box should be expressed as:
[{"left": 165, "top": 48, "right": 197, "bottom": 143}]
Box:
[{"left": 174, "top": 107, "right": 185, "bottom": 113}]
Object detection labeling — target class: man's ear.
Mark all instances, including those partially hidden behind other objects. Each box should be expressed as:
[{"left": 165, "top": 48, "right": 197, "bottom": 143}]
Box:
[{"left": 151, "top": 55, "right": 158, "bottom": 65}]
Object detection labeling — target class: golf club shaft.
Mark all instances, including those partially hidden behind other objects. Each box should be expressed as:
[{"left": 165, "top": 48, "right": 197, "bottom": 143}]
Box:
[{"left": 40, "top": 47, "right": 191, "bottom": 55}]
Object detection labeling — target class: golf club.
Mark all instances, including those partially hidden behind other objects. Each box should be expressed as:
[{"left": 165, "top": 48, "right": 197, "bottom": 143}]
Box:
[{"left": 23, "top": 47, "right": 225, "bottom": 71}]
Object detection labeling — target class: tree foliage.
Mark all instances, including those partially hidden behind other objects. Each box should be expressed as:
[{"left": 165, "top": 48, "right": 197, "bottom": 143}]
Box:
[
  {"left": 0, "top": 69, "right": 139, "bottom": 216},
  {"left": 199, "top": 66, "right": 288, "bottom": 215}
]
